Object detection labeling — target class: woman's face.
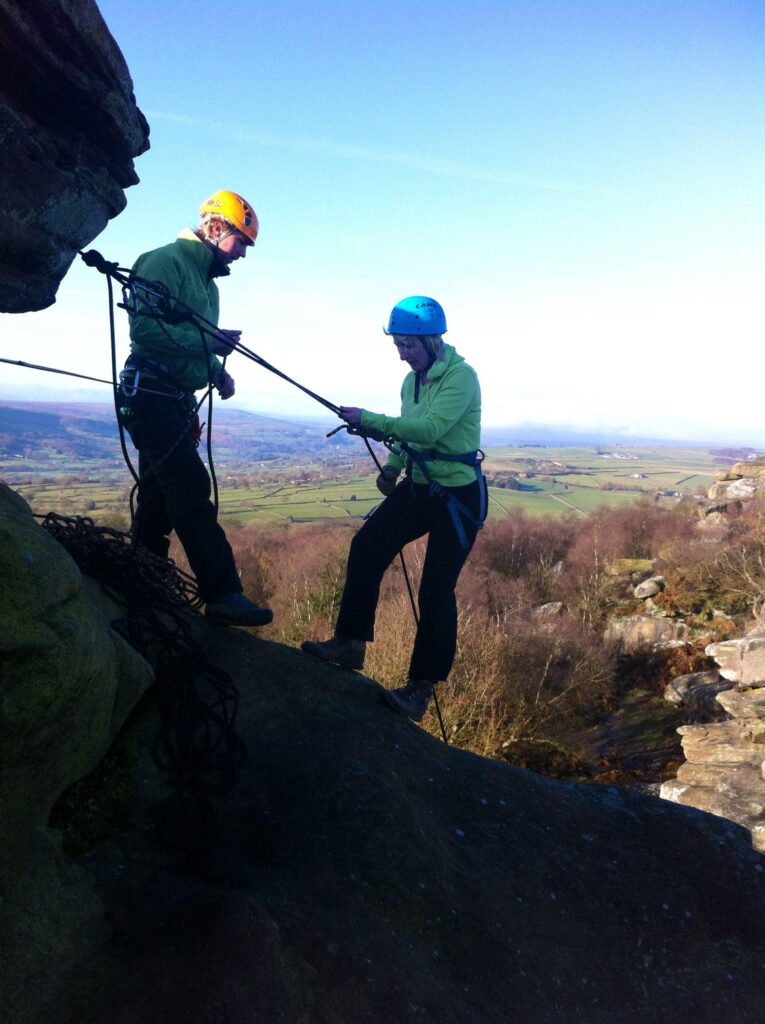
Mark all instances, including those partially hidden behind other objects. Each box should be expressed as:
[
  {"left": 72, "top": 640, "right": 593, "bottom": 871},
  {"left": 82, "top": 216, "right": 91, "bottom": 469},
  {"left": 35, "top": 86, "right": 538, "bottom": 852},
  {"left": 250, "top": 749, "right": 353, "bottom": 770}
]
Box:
[{"left": 393, "top": 335, "right": 430, "bottom": 372}]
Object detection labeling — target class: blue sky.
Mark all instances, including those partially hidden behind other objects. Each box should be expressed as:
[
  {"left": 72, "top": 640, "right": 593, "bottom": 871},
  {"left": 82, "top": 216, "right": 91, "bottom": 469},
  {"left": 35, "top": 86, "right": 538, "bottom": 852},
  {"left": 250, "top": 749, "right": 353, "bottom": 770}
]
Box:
[{"left": 1, "top": 0, "right": 763, "bottom": 442}]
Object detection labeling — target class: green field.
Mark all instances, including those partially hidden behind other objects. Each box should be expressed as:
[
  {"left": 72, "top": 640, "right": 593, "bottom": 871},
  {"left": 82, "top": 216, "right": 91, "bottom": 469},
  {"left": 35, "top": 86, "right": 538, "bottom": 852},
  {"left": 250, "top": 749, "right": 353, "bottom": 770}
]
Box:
[
  {"left": 5, "top": 441, "right": 728, "bottom": 525},
  {"left": 481, "top": 443, "right": 721, "bottom": 518}
]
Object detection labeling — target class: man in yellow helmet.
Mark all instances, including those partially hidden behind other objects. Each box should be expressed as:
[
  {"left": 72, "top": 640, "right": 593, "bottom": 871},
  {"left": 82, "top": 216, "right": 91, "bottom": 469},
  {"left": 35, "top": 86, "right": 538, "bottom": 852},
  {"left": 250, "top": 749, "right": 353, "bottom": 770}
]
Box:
[{"left": 121, "top": 191, "right": 272, "bottom": 627}]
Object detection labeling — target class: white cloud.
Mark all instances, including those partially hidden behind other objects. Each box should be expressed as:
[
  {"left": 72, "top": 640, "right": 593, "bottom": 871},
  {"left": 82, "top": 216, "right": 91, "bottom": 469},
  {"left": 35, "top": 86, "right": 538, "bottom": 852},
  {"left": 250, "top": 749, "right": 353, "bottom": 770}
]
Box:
[{"left": 146, "top": 110, "right": 584, "bottom": 192}]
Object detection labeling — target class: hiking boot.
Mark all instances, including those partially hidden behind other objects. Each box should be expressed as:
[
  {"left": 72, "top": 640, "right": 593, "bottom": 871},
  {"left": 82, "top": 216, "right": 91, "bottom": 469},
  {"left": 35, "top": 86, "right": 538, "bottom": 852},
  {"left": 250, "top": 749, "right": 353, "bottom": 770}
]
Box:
[
  {"left": 205, "top": 592, "right": 273, "bottom": 627},
  {"left": 301, "top": 635, "right": 366, "bottom": 670},
  {"left": 382, "top": 680, "right": 434, "bottom": 722}
]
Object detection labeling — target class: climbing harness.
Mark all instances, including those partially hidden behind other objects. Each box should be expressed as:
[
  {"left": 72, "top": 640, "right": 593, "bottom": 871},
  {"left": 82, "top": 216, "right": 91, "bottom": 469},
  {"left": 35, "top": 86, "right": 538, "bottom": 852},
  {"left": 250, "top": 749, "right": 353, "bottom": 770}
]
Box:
[
  {"left": 397, "top": 443, "right": 488, "bottom": 551},
  {"left": 328, "top": 425, "right": 460, "bottom": 744},
  {"left": 327, "top": 423, "right": 488, "bottom": 551}
]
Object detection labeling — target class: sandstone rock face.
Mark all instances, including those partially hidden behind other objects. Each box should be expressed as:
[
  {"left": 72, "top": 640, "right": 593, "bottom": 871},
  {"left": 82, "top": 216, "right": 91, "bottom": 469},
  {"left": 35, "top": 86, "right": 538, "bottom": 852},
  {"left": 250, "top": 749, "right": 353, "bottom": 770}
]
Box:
[
  {"left": 718, "top": 686, "right": 765, "bottom": 720},
  {"left": 604, "top": 613, "right": 687, "bottom": 654},
  {"left": 0, "top": 0, "right": 149, "bottom": 312},
  {"left": 0, "top": 484, "right": 153, "bottom": 1009},
  {"left": 662, "top": 626, "right": 765, "bottom": 853}
]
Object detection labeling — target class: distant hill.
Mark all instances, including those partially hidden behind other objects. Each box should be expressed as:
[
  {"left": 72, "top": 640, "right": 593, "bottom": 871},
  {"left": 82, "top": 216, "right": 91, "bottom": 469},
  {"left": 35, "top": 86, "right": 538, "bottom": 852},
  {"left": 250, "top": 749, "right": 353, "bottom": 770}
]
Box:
[{"left": 0, "top": 401, "right": 364, "bottom": 473}]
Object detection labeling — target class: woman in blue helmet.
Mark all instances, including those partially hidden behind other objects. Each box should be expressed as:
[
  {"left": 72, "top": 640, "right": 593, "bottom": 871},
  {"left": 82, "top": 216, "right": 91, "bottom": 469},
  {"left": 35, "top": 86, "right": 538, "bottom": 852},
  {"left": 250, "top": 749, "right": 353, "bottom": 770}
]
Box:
[{"left": 302, "top": 296, "right": 485, "bottom": 721}]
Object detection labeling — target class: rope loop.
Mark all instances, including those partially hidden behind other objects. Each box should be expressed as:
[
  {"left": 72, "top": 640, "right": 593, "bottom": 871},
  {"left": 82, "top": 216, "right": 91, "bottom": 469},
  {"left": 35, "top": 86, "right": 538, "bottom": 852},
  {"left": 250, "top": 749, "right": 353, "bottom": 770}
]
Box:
[{"left": 38, "top": 513, "right": 246, "bottom": 836}]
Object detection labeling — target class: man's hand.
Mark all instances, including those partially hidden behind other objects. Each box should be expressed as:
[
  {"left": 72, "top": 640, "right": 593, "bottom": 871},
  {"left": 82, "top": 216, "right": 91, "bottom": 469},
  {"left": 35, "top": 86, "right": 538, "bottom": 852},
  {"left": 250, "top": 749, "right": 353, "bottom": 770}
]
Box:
[
  {"left": 376, "top": 465, "right": 398, "bottom": 497},
  {"left": 212, "top": 368, "right": 236, "bottom": 400},
  {"left": 339, "top": 406, "right": 363, "bottom": 426},
  {"left": 211, "top": 329, "right": 241, "bottom": 356}
]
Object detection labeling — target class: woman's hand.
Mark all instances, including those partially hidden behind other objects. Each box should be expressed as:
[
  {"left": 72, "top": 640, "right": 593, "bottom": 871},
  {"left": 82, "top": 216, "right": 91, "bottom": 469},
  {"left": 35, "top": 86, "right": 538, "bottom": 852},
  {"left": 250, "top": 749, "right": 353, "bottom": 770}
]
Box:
[{"left": 339, "top": 406, "right": 364, "bottom": 426}]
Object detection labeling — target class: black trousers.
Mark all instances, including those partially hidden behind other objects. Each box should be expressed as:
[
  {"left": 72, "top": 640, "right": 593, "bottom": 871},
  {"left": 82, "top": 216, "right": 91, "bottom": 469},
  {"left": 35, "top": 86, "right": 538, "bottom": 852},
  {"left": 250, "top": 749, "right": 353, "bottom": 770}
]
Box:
[
  {"left": 125, "top": 392, "right": 242, "bottom": 602},
  {"left": 335, "top": 478, "right": 482, "bottom": 682}
]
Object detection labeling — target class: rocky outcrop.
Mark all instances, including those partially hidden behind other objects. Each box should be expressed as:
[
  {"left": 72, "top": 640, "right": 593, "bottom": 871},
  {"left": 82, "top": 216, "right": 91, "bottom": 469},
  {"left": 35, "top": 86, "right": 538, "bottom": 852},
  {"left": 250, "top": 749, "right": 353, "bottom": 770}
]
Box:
[
  {"left": 661, "top": 626, "right": 765, "bottom": 853},
  {"left": 0, "top": 0, "right": 149, "bottom": 312},
  {"left": 0, "top": 484, "right": 153, "bottom": 1012},
  {"left": 702, "top": 458, "right": 765, "bottom": 514}
]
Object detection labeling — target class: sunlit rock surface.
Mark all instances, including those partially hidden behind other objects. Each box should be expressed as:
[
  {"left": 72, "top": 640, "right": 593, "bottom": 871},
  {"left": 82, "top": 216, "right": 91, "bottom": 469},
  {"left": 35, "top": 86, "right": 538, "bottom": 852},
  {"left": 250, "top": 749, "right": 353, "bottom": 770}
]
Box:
[
  {"left": 604, "top": 613, "right": 687, "bottom": 654},
  {"left": 662, "top": 626, "right": 765, "bottom": 855},
  {"left": 702, "top": 458, "right": 765, "bottom": 515}
]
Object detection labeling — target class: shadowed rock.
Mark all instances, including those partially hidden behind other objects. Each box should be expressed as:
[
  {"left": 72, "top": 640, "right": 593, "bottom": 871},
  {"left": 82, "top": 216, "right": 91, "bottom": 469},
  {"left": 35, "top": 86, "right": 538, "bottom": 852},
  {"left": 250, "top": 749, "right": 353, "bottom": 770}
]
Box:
[
  {"left": 0, "top": 485, "right": 153, "bottom": 1015},
  {"left": 0, "top": 0, "right": 149, "bottom": 312},
  {"left": 2, "top": 488, "right": 765, "bottom": 1024},
  {"left": 663, "top": 670, "right": 730, "bottom": 717}
]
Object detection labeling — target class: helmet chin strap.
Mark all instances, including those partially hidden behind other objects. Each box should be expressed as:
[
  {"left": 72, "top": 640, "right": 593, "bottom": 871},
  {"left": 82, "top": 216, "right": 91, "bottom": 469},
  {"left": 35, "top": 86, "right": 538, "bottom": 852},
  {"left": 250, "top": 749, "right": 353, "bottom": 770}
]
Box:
[{"left": 199, "top": 222, "right": 235, "bottom": 278}]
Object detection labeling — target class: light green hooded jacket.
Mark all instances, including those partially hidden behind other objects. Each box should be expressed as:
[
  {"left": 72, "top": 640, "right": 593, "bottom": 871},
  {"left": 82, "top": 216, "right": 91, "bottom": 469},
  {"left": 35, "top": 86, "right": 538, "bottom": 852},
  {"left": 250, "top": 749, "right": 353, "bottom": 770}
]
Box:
[
  {"left": 360, "top": 344, "right": 482, "bottom": 487},
  {"left": 128, "top": 228, "right": 224, "bottom": 392}
]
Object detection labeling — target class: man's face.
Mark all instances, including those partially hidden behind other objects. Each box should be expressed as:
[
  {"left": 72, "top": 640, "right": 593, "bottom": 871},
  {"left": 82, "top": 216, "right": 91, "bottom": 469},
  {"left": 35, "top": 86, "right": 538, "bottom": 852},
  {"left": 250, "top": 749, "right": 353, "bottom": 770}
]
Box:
[
  {"left": 393, "top": 335, "right": 430, "bottom": 372},
  {"left": 217, "top": 230, "right": 250, "bottom": 265}
]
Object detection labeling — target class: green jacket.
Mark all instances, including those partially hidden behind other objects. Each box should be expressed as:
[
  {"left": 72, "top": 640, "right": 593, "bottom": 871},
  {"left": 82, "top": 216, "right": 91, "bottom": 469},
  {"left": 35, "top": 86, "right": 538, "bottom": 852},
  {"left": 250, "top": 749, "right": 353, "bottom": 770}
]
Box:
[
  {"left": 361, "top": 344, "right": 482, "bottom": 487},
  {"left": 128, "top": 229, "right": 224, "bottom": 392}
]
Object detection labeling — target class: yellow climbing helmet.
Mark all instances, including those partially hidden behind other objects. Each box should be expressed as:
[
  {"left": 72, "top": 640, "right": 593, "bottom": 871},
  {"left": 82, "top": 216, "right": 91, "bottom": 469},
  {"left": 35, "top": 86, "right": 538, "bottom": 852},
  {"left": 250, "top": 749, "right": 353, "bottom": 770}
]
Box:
[{"left": 199, "top": 190, "right": 259, "bottom": 245}]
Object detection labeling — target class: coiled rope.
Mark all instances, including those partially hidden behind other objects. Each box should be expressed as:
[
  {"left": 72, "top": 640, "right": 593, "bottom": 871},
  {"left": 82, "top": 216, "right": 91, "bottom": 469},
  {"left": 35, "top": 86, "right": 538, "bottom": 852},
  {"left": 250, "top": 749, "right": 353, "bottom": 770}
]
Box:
[{"left": 39, "top": 512, "right": 245, "bottom": 844}]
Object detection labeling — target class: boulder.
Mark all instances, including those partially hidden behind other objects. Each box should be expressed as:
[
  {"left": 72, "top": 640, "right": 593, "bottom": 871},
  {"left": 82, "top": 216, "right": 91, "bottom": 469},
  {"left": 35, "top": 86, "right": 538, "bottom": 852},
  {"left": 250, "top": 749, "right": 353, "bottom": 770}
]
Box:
[
  {"left": 532, "top": 600, "right": 564, "bottom": 618},
  {"left": 706, "top": 631, "right": 765, "bottom": 686},
  {"left": 715, "top": 459, "right": 765, "bottom": 482},
  {"left": 663, "top": 670, "right": 730, "bottom": 717},
  {"left": 604, "top": 614, "right": 687, "bottom": 654},
  {"left": 0, "top": 0, "right": 149, "bottom": 312},
  {"left": 634, "top": 575, "right": 665, "bottom": 599},
  {"left": 697, "top": 509, "right": 730, "bottom": 533},
  {"left": 706, "top": 479, "right": 758, "bottom": 504}
]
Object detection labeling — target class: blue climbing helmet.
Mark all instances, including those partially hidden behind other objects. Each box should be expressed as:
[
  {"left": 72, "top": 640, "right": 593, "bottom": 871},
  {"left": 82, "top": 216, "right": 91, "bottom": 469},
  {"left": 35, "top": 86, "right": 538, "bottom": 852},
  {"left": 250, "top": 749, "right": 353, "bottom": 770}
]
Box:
[{"left": 384, "top": 296, "right": 447, "bottom": 336}]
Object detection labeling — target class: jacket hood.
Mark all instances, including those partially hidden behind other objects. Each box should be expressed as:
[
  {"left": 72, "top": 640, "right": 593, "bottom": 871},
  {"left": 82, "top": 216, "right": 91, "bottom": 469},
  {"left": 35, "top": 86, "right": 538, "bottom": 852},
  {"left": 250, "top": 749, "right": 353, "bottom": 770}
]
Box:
[
  {"left": 423, "top": 343, "right": 462, "bottom": 383},
  {"left": 177, "top": 228, "right": 217, "bottom": 276}
]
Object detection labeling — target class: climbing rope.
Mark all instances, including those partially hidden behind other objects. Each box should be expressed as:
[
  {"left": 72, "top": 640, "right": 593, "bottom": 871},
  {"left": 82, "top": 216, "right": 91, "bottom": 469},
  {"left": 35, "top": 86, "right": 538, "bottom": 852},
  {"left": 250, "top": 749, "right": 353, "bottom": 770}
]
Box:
[
  {"left": 337, "top": 426, "right": 450, "bottom": 744},
  {"left": 38, "top": 512, "right": 245, "bottom": 840},
  {"left": 82, "top": 251, "right": 450, "bottom": 741}
]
